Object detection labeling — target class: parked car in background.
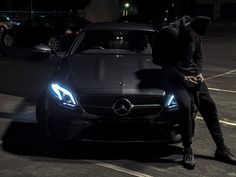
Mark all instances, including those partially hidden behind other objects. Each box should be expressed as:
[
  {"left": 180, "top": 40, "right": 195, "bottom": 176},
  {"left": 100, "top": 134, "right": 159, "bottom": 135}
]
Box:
[
  {"left": 1, "top": 15, "right": 89, "bottom": 51},
  {"left": 0, "top": 15, "right": 20, "bottom": 33},
  {"left": 36, "top": 22, "right": 181, "bottom": 143}
]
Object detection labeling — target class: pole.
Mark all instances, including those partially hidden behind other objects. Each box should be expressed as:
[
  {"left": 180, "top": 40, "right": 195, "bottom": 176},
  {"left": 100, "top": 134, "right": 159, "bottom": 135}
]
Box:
[
  {"left": 214, "top": 0, "right": 221, "bottom": 21},
  {"left": 30, "top": 0, "right": 33, "bottom": 19}
]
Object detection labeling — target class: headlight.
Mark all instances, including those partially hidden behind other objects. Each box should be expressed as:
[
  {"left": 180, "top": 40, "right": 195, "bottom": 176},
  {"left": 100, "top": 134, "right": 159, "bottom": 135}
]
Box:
[
  {"left": 50, "top": 83, "right": 77, "bottom": 108},
  {"left": 165, "top": 94, "right": 178, "bottom": 110}
]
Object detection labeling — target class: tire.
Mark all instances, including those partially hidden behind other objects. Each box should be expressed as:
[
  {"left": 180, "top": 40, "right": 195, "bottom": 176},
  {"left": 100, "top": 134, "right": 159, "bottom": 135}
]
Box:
[
  {"left": 2, "top": 32, "right": 15, "bottom": 47},
  {"left": 36, "top": 93, "right": 49, "bottom": 134},
  {"left": 48, "top": 36, "right": 61, "bottom": 52}
]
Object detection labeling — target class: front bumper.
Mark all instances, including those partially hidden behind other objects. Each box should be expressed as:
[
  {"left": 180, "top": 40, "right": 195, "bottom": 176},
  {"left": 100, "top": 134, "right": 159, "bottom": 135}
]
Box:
[{"left": 45, "top": 97, "right": 181, "bottom": 143}]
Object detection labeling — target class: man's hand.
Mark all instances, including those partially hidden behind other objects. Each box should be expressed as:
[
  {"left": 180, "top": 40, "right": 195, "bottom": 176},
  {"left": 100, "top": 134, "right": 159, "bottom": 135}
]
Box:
[
  {"left": 183, "top": 76, "right": 198, "bottom": 87},
  {"left": 196, "top": 73, "right": 204, "bottom": 83}
]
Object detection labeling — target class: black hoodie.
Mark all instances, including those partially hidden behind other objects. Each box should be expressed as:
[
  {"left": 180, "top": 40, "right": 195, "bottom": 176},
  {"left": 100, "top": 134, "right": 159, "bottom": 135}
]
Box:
[{"left": 153, "top": 15, "right": 203, "bottom": 79}]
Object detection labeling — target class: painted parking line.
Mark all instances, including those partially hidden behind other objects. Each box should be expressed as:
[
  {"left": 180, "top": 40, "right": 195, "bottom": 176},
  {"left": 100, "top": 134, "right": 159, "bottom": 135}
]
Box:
[
  {"left": 204, "top": 69, "right": 236, "bottom": 93},
  {"left": 205, "top": 69, "right": 236, "bottom": 81},
  {"left": 85, "top": 160, "right": 153, "bottom": 177},
  {"left": 197, "top": 116, "right": 236, "bottom": 127},
  {"left": 208, "top": 87, "right": 236, "bottom": 94}
]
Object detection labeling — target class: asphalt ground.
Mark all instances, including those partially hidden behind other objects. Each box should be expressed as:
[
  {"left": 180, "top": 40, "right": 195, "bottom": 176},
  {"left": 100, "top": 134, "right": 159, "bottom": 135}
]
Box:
[{"left": 0, "top": 29, "right": 235, "bottom": 176}]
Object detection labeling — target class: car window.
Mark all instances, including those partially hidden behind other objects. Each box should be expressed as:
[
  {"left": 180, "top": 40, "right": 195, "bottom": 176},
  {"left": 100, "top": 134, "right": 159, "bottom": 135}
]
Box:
[
  {"left": 65, "top": 17, "right": 87, "bottom": 29},
  {"left": 75, "top": 29, "right": 155, "bottom": 54},
  {"left": 20, "top": 18, "right": 41, "bottom": 27},
  {"left": 0, "top": 16, "right": 11, "bottom": 22}
]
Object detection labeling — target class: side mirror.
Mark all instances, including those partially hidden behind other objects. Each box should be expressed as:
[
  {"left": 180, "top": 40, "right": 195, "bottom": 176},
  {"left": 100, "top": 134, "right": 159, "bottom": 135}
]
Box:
[
  {"left": 34, "top": 44, "right": 52, "bottom": 53},
  {"left": 33, "top": 44, "right": 54, "bottom": 58},
  {"left": 34, "top": 44, "right": 66, "bottom": 58},
  {"left": 0, "top": 45, "right": 53, "bottom": 60},
  {"left": 0, "top": 44, "right": 63, "bottom": 60}
]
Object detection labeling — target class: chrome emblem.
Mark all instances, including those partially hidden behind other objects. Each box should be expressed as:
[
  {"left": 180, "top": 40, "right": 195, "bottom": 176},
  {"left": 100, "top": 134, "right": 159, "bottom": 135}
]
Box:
[
  {"left": 113, "top": 99, "right": 132, "bottom": 116},
  {"left": 119, "top": 82, "right": 125, "bottom": 87}
]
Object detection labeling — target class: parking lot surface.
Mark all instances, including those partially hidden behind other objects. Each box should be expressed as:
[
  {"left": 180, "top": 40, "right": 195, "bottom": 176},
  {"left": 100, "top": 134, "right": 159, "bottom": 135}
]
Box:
[{"left": 0, "top": 28, "right": 235, "bottom": 177}]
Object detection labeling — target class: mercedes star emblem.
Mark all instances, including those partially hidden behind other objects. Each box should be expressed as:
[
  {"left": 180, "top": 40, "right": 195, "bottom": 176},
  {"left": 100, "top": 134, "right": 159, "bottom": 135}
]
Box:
[
  {"left": 120, "top": 82, "right": 125, "bottom": 87},
  {"left": 113, "top": 99, "right": 133, "bottom": 116}
]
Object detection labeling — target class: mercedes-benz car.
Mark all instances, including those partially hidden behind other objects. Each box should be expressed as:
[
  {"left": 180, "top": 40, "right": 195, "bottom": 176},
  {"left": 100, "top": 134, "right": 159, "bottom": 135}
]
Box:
[
  {"left": 1, "top": 15, "right": 89, "bottom": 51},
  {"left": 36, "top": 21, "right": 181, "bottom": 143}
]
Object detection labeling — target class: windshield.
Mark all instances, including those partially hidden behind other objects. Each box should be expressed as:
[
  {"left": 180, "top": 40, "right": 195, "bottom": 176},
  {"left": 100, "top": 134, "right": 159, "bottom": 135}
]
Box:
[
  {"left": 75, "top": 29, "right": 155, "bottom": 54},
  {"left": 0, "top": 16, "right": 11, "bottom": 22}
]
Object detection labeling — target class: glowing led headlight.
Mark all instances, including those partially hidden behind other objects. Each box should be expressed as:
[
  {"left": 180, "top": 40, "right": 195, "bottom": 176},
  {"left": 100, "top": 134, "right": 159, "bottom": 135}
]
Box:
[
  {"left": 165, "top": 94, "right": 178, "bottom": 109},
  {"left": 50, "top": 83, "right": 77, "bottom": 107}
]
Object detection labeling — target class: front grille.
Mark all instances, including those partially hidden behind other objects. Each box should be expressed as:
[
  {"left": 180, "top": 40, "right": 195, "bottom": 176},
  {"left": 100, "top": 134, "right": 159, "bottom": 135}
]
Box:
[
  {"left": 80, "top": 95, "right": 119, "bottom": 107},
  {"left": 80, "top": 95, "right": 164, "bottom": 107},
  {"left": 79, "top": 95, "right": 164, "bottom": 118}
]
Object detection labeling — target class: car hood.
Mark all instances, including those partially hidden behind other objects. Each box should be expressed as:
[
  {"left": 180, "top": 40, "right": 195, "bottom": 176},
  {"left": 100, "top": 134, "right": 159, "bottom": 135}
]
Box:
[{"left": 68, "top": 53, "right": 165, "bottom": 95}]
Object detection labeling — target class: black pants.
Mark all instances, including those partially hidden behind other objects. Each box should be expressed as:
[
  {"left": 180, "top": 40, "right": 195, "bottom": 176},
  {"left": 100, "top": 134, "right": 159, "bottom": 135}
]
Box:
[
  {"left": 174, "top": 86, "right": 193, "bottom": 148},
  {"left": 187, "top": 81, "right": 225, "bottom": 148},
  {"left": 159, "top": 66, "right": 224, "bottom": 148},
  {"left": 172, "top": 81, "right": 224, "bottom": 148},
  {"left": 162, "top": 66, "right": 194, "bottom": 148}
]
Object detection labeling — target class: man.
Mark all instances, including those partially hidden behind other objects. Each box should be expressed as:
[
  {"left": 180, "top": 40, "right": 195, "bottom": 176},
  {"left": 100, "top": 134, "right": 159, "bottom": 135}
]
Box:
[{"left": 153, "top": 15, "right": 236, "bottom": 169}]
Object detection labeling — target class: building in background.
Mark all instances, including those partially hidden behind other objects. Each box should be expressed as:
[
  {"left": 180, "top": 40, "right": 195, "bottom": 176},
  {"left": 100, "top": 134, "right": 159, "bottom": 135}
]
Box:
[
  {"left": 1, "top": 0, "right": 236, "bottom": 23},
  {"left": 0, "top": 0, "right": 91, "bottom": 21},
  {"left": 85, "top": 0, "right": 120, "bottom": 23},
  {"left": 196, "top": 0, "right": 236, "bottom": 21}
]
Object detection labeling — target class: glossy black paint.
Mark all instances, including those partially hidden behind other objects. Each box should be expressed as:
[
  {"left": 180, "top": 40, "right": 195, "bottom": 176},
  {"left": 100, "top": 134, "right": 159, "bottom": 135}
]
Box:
[{"left": 36, "top": 22, "right": 181, "bottom": 142}]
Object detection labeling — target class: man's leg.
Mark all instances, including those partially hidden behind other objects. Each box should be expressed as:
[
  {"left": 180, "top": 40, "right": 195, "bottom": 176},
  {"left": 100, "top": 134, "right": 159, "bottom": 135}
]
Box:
[
  {"left": 197, "top": 81, "right": 224, "bottom": 147},
  {"left": 174, "top": 87, "right": 196, "bottom": 169},
  {"left": 197, "top": 81, "right": 236, "bottom": 164},
  {"left": 188, "top": 91, "right": 197, "bottom": 137}
]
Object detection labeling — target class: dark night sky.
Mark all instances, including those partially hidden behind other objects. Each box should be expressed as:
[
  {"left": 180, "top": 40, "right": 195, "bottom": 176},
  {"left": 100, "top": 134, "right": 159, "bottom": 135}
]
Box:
[
  {"left": 1, "top": 0, "right": 192, "bottom": 11},
  {"left": 0, "top": 0, "right": 91, "bottom": 11},
  {"left": 0, "top": 0, "right": 197, "bottom": 23}
]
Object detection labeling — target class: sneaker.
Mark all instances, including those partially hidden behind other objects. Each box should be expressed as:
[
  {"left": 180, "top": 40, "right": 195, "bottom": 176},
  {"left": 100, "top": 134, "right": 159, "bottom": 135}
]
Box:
[
  {"left": 182, "top": 148, "right": 196, "bottom": 169},
  {"left": 214, "top": 146, "right": 236, "bottom": 165}
]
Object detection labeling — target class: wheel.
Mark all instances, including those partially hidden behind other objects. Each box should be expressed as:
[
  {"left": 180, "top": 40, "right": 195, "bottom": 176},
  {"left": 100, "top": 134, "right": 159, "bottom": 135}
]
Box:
[
  {"left": 48, "top": 36, "right": 61, "bottom": 52},
  {"left": 36, "top": 93, "right": 49, "bottom": 134},
  {"left": 2, "top": 32, "right": 15, "bottom": 47}
]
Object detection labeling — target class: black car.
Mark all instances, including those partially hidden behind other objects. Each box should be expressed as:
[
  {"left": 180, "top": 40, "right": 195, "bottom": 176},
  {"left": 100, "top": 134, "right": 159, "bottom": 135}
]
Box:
[
  {"left": 1, "top": 16, "right": 89, "bottom": 51},
  {"left": 0, "top": 15, "right": 20, "bottom": 33},
  {"left": 36, "top": 22, "right": 181, "bottom": 143}
]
